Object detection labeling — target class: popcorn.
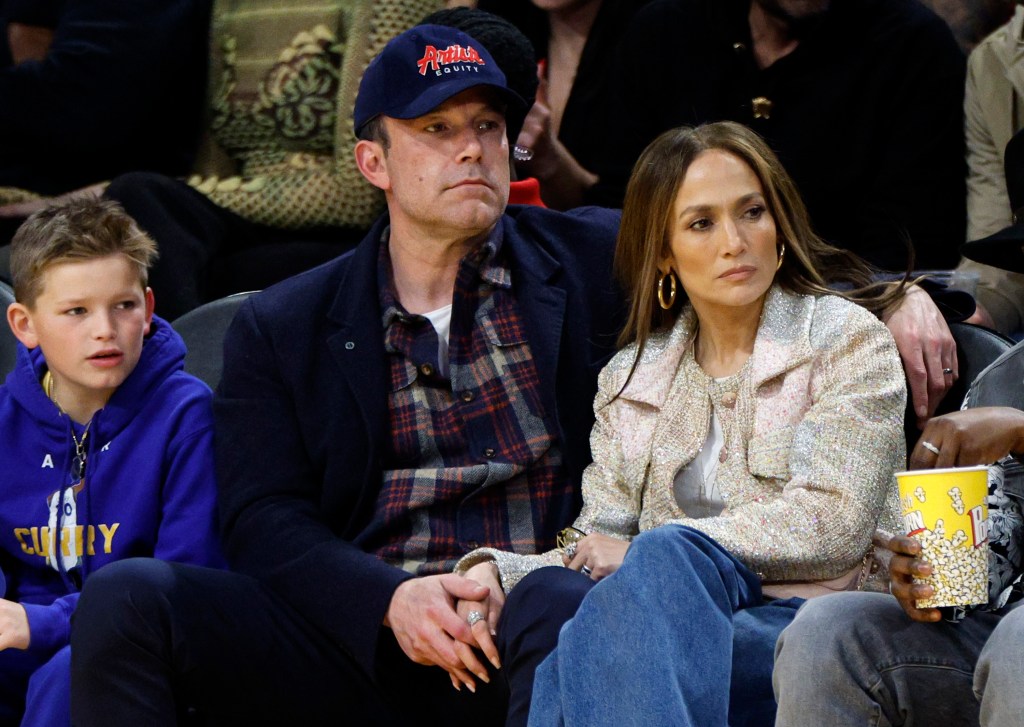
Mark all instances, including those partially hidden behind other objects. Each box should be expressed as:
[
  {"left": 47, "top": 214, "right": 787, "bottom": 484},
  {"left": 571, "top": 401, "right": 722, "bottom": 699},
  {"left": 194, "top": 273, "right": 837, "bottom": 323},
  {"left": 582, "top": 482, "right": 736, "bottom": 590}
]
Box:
[
  {"left": 948, "top": 487, "right": 965, "bottom": 515},
  {"left": 914, "top": 527, "right": 988, "bottom": 608}
]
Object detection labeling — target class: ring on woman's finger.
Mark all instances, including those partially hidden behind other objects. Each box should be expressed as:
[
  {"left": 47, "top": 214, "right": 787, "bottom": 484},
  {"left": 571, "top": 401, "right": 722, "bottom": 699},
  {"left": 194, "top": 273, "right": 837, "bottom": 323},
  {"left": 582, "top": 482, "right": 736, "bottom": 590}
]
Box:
[
  {"left": 921, "top": 441, "right": 941, "bottom": 456},
  {"left": 467, "top": 610, "right": 485, "bottom": 627},
  {"left": 580, "top": 565, "right": 593, "bottom": 577},
  {"left": 564, "top": 542, "right": 577, "bottom": 560},
  {"left": 942, "top": 367, "right": 954, "bottom": 376}
]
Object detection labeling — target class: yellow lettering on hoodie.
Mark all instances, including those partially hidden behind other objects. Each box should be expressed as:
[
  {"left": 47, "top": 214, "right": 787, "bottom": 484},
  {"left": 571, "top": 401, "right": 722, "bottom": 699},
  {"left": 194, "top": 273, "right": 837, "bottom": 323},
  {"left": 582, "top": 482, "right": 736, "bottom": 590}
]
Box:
[
  {"left": 98, "top": 523, "right": 120, "bottom": 554},
  {"left": 14, "top": 528, "right": 33, "bottom": 555}
]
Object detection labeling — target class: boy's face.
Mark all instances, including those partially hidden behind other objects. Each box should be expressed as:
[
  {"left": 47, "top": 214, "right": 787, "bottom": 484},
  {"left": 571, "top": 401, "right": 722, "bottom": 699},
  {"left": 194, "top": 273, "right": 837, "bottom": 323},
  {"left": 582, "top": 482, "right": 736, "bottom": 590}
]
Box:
[{"left": 6, "top": 254, "right": 155, "bottom": 415}]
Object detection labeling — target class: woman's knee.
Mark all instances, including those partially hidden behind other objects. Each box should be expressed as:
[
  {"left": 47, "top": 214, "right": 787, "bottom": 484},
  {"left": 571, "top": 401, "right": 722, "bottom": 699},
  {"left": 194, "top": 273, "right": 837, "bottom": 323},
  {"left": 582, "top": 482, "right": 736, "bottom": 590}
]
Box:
[{"left": 626, "top": 524, "right": 729, "bottom": 570}]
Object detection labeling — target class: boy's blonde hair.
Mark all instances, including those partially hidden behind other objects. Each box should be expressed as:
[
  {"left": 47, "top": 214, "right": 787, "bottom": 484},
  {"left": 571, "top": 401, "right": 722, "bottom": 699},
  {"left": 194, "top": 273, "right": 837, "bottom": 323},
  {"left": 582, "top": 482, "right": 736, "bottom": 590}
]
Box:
[{"left": 10, "top": 198, "right": 159, "bottom": 308}]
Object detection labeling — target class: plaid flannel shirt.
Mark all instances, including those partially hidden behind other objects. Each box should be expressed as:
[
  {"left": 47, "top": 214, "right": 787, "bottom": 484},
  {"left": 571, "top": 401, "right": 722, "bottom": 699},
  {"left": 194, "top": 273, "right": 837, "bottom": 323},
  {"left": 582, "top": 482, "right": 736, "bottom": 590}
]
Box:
[{"left": 364, "top": 227, "right": 568, "bottom": 574}]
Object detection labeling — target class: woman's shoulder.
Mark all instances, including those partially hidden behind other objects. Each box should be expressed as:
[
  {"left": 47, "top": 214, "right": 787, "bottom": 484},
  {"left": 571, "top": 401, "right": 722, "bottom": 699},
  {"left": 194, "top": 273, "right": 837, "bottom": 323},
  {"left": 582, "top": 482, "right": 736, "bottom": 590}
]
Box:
[
  {"left": 811, "top": 292, "right": 887, "bottom": 327},
  {"left": 803, "top": 292, "right": 893, "bottom": 354},
  {"left": 763, "top": 287, "right": 890, "bottom": 352},
  {"left": 597, "top": 314, "right": 693, "bottom": 401}
]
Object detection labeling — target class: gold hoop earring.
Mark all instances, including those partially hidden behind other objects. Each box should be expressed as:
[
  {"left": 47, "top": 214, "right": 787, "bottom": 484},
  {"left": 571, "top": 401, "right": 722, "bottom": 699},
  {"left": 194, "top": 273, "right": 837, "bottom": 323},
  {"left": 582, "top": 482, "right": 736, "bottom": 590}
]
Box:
[
  {"left": 776, "top": 243, "right": 786, "bottom": 271},
  {"left": 657, "top": 271, "right": 677, "bottom": 310}
]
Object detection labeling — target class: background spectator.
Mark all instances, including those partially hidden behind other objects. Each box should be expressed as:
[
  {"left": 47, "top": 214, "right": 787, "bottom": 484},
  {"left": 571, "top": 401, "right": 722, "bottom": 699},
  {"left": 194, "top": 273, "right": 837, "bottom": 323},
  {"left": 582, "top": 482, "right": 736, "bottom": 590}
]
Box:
[
  {"left": 587, "top": 0, "right": 967, "bottom": 273},
  {"left": 102, "top": 0, "right": 442, "bottom": 320},
  {"left": 961, "top": 7, "right": 1024, "bottom": 336},
  {"left": 0, "top": 0, "right": 210, "bottom": 206},
  {"left": 477, "top": 0, "right": 653, "bottom": 210}
]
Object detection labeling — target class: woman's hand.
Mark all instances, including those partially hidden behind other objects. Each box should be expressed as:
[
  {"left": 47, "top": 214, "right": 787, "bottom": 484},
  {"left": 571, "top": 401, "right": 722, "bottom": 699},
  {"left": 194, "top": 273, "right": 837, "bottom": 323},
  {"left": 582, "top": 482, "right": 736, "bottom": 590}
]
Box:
[
  {"left": 0, "top": 599, "right": 30, "bottom": 650},
  {"left": 563, "top": 533, "right": 629, "bottom": 581},
  {"left": 451, "top": 561, "right": 505, "bottom": 691},
  {"left": 514, "top": 74, "right": 597, "bottom": 210}
]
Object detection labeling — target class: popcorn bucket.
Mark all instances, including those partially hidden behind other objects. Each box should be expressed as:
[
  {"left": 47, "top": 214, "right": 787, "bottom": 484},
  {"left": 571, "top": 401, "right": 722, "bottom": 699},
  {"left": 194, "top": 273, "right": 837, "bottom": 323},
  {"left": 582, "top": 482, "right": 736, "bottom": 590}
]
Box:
[{"left": 895, "top": 465, "right": 989, "bottom": 608}]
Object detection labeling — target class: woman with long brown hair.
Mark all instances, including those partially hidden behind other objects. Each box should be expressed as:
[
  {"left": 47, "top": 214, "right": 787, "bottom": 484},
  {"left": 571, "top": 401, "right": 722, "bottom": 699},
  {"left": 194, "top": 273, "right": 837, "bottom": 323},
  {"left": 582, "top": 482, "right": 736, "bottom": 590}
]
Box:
[{"left": 459, "top": 121, "right": 909, "bottom": 726}]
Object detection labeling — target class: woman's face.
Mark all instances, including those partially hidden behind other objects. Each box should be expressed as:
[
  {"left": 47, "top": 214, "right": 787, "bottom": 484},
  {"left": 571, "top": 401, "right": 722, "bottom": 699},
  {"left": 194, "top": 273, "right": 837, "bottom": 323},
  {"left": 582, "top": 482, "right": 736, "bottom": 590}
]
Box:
[{"left": 661, "top": 149, "right": 779, "bottom": 316}]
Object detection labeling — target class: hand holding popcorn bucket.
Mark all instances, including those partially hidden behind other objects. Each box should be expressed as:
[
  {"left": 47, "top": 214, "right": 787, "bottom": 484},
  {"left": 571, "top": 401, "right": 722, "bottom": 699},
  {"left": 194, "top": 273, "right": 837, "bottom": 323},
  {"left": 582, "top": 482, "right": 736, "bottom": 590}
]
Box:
[{"left": 895, "top": 465, "right": 989, "bottom": 608}]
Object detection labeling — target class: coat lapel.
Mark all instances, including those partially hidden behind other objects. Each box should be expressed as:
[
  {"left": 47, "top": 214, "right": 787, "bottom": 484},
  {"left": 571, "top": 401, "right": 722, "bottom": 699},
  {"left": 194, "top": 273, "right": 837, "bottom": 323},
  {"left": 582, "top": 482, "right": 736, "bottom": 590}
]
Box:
[
  {"left": 326, "top": 219, "right": 390, "bottom": 446},
  {"left": 503, "top": 217, "right": 567, "bottom": 425}
]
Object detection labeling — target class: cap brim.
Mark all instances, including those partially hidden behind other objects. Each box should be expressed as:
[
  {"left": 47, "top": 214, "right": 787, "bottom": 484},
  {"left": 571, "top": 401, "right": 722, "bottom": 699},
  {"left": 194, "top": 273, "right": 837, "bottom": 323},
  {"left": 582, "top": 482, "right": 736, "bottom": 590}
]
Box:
[
  {"left": 389, "top": 81, "right": 525, "bottom": 122},
  {"left": 357, "top": 80, "right": 525, "bottom": 137},
  {"left": 961, "top": 223, "right": 1024, "bottom": 274}
]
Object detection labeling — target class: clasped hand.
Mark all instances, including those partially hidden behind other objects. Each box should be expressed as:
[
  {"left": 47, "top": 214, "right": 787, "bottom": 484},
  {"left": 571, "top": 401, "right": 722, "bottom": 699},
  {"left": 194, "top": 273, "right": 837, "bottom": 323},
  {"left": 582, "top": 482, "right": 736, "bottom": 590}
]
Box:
[{"left": 385, "top": 563, "right": 504, "bottom": 693}]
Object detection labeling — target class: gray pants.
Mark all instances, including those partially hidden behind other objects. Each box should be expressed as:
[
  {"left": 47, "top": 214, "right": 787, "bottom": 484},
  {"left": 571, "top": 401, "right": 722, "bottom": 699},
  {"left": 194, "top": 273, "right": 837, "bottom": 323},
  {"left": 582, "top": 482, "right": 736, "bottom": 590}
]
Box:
[{"left": 773, "top": 592, "right": 1024, "bottom": 726}]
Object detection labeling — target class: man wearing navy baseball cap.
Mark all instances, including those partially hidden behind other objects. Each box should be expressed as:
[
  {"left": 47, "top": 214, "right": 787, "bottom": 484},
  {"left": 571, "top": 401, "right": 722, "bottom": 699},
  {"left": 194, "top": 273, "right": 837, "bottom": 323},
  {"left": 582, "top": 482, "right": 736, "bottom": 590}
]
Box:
[{"left": 69, "top": 23, "right": 624, "bottom": 726}]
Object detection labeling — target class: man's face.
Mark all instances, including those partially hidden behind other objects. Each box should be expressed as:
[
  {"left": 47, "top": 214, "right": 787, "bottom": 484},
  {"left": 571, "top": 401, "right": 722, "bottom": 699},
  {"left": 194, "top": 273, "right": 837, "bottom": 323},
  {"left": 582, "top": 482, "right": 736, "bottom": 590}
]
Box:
[
  {"left": 755, "top": 0, "right": 830, "bottom": 22},
  {"left": 364, "top": 88, "right": 511, "bottom": 241}
]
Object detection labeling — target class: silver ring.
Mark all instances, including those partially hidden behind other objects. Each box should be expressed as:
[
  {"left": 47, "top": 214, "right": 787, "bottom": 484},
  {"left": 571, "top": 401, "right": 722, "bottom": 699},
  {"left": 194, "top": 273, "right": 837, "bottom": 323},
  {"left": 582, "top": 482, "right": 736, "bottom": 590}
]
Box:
[
  {"left": 564, "top": 542, "right": 577, "bottom": 560},
  {"left": 467, "top": 610, "right": 485, "bottom": 627},
  {"left": 921, "top": 441, "right": 941, "bottom": 456},
  {"left": 580, "top": 565, "right": 593, "bottom": 577},
  {"left": 513, "top": 144, "right": 534, "bottom": 162},
  {"left": 942, "top": 367, "right": 954, "bottom": 376}
]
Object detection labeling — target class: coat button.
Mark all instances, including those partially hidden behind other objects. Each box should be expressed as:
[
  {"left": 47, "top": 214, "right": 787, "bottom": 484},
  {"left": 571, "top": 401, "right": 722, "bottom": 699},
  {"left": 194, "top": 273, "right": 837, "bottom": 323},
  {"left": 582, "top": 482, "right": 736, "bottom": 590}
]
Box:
[
  {"left": 483, "top": 448, "right": 496, "bottom": 458},
  {"left": 461, "top": 390, "right": 474, "bottom": 402},
  {"left": 420, "top": 363, "right": 434, "bottom": 376},
  {"left": 721, "top": 391, "right": 737, "bottom": 408},
  {"left": 344, "top": 341, "right": 355, "bottom": 350}
]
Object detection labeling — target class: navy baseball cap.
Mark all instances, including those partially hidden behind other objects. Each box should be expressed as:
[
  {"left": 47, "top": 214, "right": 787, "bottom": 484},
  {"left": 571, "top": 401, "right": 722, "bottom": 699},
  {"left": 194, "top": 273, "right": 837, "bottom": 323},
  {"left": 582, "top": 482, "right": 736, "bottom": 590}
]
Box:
[{"left": 353, "top": 24, "right": 525, "bottom": 137}]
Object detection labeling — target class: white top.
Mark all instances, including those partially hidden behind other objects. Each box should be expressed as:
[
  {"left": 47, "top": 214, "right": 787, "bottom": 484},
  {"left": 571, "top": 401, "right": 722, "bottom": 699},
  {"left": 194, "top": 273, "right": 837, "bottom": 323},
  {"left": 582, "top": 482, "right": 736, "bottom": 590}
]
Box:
[
  {"left": 422, "top": 303, "right": 453, "bottom": 378},
  {"left": 672, "top": 408, "right": 726, "bottom": 518}
]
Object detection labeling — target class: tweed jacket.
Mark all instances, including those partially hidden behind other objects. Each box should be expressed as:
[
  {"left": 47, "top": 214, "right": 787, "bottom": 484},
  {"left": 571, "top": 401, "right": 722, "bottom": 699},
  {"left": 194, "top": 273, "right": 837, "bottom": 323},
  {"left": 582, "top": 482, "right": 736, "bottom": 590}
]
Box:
[{"left": 464, "top": 287, "right": 907, "bottom": 600}]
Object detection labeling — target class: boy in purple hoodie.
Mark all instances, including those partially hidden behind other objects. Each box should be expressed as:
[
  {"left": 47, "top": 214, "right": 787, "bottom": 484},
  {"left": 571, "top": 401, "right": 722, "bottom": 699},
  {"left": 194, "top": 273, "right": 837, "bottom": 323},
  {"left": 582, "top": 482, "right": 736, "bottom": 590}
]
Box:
[{"left": 0, "top": 199, "right": 223, "bottom": 726}]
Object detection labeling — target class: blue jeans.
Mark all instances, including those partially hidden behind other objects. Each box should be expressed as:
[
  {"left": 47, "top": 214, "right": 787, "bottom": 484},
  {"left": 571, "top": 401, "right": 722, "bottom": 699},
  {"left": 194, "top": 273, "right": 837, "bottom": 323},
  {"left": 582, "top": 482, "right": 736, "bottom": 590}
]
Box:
[
  {"left": 527, "top": 526, "right": 802, "bottom": 727},
  {"left": 773, "top": 592, "right": 1021, "bottom": 726}
]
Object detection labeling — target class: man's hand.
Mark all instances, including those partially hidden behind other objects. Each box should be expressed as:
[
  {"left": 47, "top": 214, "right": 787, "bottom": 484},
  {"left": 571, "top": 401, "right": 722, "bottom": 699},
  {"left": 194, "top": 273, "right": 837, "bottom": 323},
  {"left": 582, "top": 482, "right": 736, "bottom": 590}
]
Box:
[
  {"left": 873, "top": 531, "right": 941, "bottom": 623},
  {"left": 0, "top": 599, "right": 30, "bottom": 650},
  {"left": 909, "top": 407, "right": 1024, "bottom": 470},
  {"left": 564, "top": 533, "right": 629, "bottom": 581},
  {"left": 384, "top": 574, "right": 493, "bottom": 692},
  {"left": 452, "top": 561, "right": 504, "bottom": 691},
  {"left": 883, "top": 285, "right": 957, "bottom": 428}
]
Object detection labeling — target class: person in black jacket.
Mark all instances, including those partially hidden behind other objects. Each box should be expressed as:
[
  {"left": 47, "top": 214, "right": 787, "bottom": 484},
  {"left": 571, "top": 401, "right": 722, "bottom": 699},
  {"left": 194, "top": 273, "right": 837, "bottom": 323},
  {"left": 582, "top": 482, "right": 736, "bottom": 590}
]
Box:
[
  {"left": 587, "top": 0, "right": 967, "bottom": 274},
  {"left": 68, "top": 25, "right": 625, "bottom": 727}
]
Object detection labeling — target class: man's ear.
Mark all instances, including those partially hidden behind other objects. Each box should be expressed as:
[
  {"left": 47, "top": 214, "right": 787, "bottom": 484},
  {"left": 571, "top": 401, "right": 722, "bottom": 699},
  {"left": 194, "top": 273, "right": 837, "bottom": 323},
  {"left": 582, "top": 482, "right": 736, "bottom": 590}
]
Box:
[
  {"left": 143, "top": 287, "right": 155, "bottom": 335},
  {"left": 7, "top": 302, "right": 39, "bottom": 349},
  {"left": 354, "top": 139, "right": 391, "bottom": 192}
]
